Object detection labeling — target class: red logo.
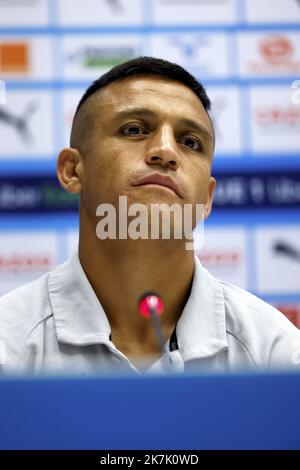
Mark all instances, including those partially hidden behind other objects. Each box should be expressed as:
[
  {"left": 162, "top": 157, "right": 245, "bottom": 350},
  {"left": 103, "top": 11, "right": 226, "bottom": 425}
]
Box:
[
  {"left": 276, "top": 305, "right": 300, "bottom": 329},
  {"left": 198, "top": 250, "right": 242, "bottom": 268},
  {"left": 0, "top": 255, "right": 52, "bottom": 273},
  {"left": 259, "top": 35, "right": 293, "bottom": 65},
  {"left": 255, "top": 106, "right": 300, "bottom": 126}
]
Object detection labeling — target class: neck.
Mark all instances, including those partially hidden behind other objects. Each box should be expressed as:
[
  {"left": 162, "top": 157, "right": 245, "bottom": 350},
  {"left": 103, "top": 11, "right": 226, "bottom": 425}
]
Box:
[{"left": 78, "top": 219, "right": 195, "bottom": 364}]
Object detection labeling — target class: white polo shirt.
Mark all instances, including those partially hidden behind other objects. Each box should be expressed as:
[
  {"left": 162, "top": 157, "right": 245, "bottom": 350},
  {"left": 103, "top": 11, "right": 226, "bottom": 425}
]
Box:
[{"left": 0, "top": 253, "right": 300, "bottom": 376}]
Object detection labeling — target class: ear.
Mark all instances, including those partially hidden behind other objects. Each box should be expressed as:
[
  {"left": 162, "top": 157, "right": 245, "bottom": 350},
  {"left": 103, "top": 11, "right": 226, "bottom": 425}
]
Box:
[
  {"left": 204, "top": 176, "right": 216, "bottom": 219},
  {"left": 57, "top": 147, "right": 83, "bottom": 194}
]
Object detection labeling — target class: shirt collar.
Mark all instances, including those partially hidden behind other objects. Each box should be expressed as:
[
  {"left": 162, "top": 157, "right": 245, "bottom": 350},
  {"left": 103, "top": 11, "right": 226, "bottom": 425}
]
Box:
[
  {"left": 176, "top": 256, "right": 228, "bottom": 362},
  {"left": 49, "top": 253, "right": 228, "bottom": 359},
  {"left": 49, "top": 253, "right": 112, "bottom": 346}
]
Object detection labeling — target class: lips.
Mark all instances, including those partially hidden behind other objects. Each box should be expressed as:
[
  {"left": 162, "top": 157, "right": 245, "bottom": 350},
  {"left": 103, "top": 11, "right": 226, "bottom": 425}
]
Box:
[{"left": 133, "top": 173, "right": 183, "bottom": 198}]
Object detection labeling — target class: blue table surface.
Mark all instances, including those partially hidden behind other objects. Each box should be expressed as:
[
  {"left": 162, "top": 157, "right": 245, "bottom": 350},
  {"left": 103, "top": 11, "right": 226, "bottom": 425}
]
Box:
[{"left": 0, "top": 372, "right": 299, "bottom": 450}]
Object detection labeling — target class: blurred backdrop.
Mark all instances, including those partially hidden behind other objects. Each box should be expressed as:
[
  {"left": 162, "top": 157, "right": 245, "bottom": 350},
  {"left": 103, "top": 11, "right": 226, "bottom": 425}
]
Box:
[{"left": 0, "top": 0, "right": 299, "bottom": 325}]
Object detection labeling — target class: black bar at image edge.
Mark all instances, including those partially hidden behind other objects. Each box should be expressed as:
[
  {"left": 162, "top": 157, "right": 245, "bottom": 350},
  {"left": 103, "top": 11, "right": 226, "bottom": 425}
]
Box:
[{"left": 0, "top": 450, "right": 298, "bottom": 466}]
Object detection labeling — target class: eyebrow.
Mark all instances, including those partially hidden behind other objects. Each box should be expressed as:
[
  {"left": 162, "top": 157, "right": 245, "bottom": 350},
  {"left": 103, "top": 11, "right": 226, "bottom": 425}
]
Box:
[{"left": 114, "top": 107, "right": 213, "bottom": 143}]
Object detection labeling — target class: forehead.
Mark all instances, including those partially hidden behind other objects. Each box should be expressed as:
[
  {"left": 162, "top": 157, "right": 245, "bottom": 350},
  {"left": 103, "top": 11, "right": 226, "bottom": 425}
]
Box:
[{"left": 85, "top": 75, "right": 212, "bottom": 132}]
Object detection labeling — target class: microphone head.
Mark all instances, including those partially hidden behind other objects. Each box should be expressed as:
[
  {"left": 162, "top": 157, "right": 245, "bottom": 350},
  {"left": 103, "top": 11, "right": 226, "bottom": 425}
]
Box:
[{"left": 138, "top": 292, "right": 164, "bottom": 318}]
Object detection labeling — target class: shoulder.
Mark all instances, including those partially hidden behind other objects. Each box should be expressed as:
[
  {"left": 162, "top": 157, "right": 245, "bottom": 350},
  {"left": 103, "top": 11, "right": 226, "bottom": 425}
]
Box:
[
  {"left": 220, "top": 279, "right": 293, "bottom": 331},
  {"left": 0, "top": 272, "right": 53, "bottom": 325},
  {"left": 0, "top": 273, "right": 54, "bottom": 367},
  {"left": 0, "top": 255, "right": 77, "bottom": 329},
  {"left": 0, "top": 254, "right": 77, "bottom": 371},
  {"left": 0, "top": 254, "right": 84, "bottom": 373},
  {"left": 219, "top": 279, "right": 300, "bottom": 369}
]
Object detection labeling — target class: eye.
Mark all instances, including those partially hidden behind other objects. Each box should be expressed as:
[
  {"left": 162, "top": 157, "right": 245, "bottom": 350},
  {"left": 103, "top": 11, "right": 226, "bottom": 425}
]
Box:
[
  {"left": 179, "top": 136, "right": 203, "bottom": 152},
  {"left": 120, "top": 123, "right": 147, "bottom": 136}
]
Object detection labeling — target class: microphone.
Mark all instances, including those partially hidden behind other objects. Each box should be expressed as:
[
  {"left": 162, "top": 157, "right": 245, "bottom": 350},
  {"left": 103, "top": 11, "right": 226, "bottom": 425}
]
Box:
[{"left": 138, "top": 292, "right": 166, "bottom": 354}]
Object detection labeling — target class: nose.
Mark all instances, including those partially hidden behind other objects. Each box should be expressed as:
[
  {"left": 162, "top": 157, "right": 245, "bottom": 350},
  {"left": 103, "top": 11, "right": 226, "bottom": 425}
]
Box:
[{"left": 144, "top": 125, "right": 180, "bottom": 171}]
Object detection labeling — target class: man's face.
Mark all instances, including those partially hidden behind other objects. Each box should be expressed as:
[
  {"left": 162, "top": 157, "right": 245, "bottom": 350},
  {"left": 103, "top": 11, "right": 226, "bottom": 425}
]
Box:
[{"left": 77, "top": 75, "right": 215, "bottom": 222}]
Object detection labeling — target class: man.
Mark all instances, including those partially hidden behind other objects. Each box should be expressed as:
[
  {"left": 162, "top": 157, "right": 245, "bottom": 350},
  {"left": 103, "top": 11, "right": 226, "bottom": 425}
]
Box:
[{"left": 1, "top": 57, "right": 300, "bottom": 376}]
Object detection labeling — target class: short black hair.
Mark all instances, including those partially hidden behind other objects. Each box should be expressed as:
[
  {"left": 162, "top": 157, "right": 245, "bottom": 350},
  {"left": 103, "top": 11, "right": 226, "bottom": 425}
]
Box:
[{"left": 75, "top": 56, "right": 211, "bottom": 117}]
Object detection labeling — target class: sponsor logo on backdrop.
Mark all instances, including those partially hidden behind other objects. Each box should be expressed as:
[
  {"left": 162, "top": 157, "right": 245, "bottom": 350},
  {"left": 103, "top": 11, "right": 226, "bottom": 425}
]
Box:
[
  {"left": 171, "top": 34, "right": 206, "bottom": 58},
  {"left": 250, "top": 86, "right": 300, "bottom": 152},
  {"left": 0, "top": 177, "right": 78, "bottom": 212},
  {"left": 255, "top": 227, "right": 300, "bottom": 295},
  {"left": 265, "top": 174, "right": 300, "bottom": 206},
  {"left": 67, "top": 45, "right": 136, "bottom": 69},
  {"left": 0, "top": 42, "right": 30, "bottom": 74},
  {"left": 198, "top": 249, "right": 242, "bottom": 268},
  {"left": 151, "top": 33, "right": 228, "bottom": 78},
  {"left": 0, "top": 38, "right": 52, "bottom": 80},
  {"left": 273, "top": 240, "right": 300, "bottom": 264},
  {"left": 0, "top": 182, "right": 40, "bottom": 209},
  {"left": 0, "top": 231, "right": 58, "bottom": 295},
  {"left": 169, "top": 35, "right": 210, "bottom": 72},
  {"left": 250, "top": 35, "right": 300, "bottom": 74},
  {"left": 196, "top": 227, "right": 247, "bottom": 288},
  {"left": 213, "top": 171, "right": 300, "bottom": 208},
  {"left": 0, "top": 178, "right": 78, "bottom": 211},
  {"left": 168, "top": 33, "right": 228, "bottom": 77},
  {"left": 255, "top": 105, "right": 300, "bottom": 130},
  {"left": 0, "top": 254, "right": 51, "bottom": 273},
  {"left": 0, "top": 90, "right": 54, "bottom": 157},
  {"left": 260, "top": 35, "right": 293, "bottom": 65},
  {"left": 0, "top": 100, "right": 38, "bottom": 144}
]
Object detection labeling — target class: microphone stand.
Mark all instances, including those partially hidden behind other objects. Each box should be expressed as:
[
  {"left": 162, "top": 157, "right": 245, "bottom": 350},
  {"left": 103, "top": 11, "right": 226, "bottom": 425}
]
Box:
[{"left": 149, "top": 306, "right": 166, "bottom": 354}]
